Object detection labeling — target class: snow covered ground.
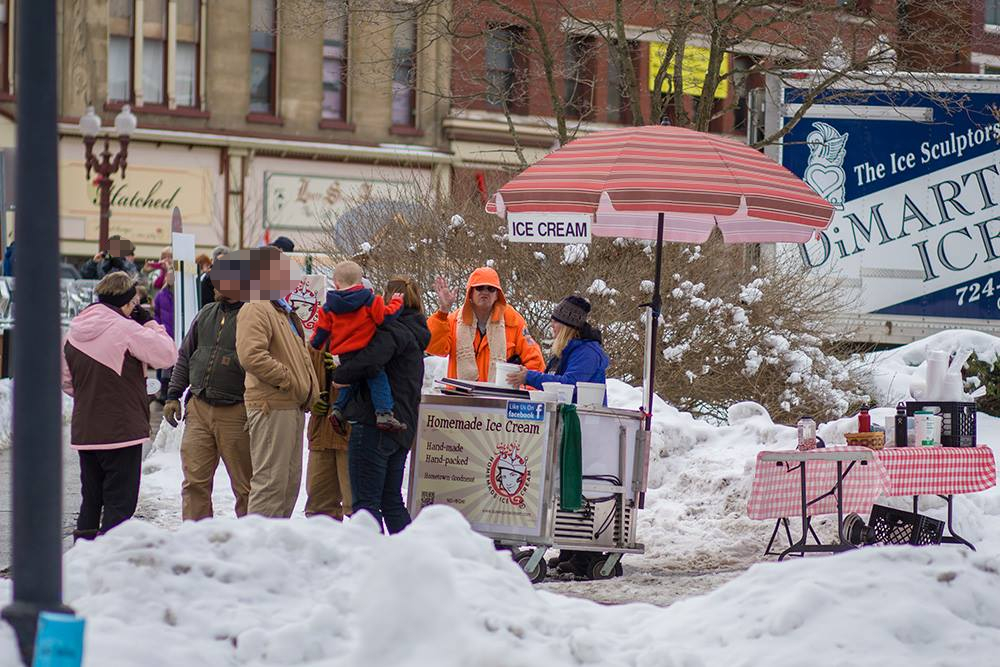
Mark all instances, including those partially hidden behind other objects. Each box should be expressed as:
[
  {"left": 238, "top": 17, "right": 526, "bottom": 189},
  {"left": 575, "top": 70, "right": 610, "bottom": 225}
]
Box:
[{"left": 3, "top": 333, "right": 1000, "bottom": 664}]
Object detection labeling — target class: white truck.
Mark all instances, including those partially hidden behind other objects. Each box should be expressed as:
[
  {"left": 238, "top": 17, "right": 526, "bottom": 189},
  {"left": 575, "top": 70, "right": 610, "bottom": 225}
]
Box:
[{"left": 754, "top": 71, "right": 1000, "bottom": 344}]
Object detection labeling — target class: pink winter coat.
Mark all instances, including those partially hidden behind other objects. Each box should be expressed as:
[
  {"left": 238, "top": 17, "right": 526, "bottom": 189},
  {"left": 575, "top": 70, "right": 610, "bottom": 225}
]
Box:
[{"left": 62, "top": 303, "right": 177, "bottom": 450}]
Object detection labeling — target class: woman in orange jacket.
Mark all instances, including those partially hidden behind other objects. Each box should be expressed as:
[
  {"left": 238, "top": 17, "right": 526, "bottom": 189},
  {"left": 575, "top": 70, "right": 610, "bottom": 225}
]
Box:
[{"left": 426, "top": 267, "right": 544, "bottom": 382}]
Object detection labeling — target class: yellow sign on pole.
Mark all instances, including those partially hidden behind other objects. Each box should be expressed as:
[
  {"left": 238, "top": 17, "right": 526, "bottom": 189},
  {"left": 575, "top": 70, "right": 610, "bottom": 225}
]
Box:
[{"left": 649, "top": 43, "right": 729, "bottom": 99}]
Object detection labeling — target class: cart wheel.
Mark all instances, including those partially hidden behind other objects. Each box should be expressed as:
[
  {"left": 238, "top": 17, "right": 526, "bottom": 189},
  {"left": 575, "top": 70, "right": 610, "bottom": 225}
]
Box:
[
  {"left": 588, "top": 556, "right": 624, "bottom": 580},
  {"left": 514, "top": 550, "right": 548, "bottom": 584}
]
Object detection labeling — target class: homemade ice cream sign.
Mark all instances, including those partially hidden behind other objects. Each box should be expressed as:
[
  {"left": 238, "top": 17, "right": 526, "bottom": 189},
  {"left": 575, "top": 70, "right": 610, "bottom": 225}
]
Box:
[
  {"left": 507, "top": 212, "right": 592, "bottom": 244},
  {"left": 411, "top": 404, "right": 550, "bottom": 538}
]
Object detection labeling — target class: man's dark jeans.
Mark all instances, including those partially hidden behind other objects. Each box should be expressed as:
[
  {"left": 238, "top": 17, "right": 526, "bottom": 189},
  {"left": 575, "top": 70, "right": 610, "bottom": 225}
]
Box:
[{"left": 348, "top": 423, "right": 411, "bottom": 534}]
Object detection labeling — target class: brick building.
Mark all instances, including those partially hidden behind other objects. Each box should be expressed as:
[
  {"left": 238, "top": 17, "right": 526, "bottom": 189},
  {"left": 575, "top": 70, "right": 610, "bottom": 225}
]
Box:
[
  {"left": 442, "top": 0, "right": 1000, "bottom": 194},
  {"left": 0, "top": 1, "right": 995, "bottom": 260},
  {"left": 0, "top": 0, "right": 453, "bottom": 261}
]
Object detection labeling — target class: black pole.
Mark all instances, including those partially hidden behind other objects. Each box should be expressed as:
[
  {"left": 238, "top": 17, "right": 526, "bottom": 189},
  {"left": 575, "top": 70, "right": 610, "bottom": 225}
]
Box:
[
  {"left": 645, "top": 212, "right": 665, "bottom": 430},
  {"left": 1, "top": 0, "right": 72, "bottom": 663}
]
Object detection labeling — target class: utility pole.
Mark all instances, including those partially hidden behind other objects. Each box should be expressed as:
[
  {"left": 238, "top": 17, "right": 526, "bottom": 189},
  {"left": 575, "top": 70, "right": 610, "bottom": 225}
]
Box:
[{"left": 1, "top": 0, "right": 72, "bottom": 663}]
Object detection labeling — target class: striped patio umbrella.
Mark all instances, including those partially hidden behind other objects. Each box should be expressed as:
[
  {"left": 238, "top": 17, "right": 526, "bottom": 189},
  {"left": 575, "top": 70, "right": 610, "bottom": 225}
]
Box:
[{"left": 486, "top": 124, "right": 835, "bottom": 429}]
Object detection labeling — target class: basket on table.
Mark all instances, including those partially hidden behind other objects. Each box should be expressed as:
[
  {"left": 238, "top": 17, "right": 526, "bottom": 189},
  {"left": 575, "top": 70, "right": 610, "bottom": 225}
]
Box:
[{"left": 844, "top": 432, "right": 885, "bottom": 450}]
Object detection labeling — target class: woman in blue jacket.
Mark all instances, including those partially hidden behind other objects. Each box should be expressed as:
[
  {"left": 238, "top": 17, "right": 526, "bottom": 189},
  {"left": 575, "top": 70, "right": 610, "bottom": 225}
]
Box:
[
  {"left": 507, "top": 295, "right": 609, "bottom": 396},
  {"left": 507, "top": 295, "right": 617, "bottom": 578}
]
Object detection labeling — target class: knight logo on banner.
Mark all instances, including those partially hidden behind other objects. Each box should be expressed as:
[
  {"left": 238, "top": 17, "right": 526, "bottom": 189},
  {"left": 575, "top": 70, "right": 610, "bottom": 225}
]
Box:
[
  {"left": 486, "top": 442, "right": 530, "bottom": 508},
  {"left": 288, "top": 274, "right": 326, "bottom": 331}
]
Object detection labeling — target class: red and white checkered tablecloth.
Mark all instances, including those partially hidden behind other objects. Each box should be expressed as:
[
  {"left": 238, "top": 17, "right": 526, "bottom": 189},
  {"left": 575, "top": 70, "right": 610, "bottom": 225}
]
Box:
[
  {"left": 746, "top": 446, "right": 996, "bottom": 520},
  {"left": 877, "top": 446, "right": 997, "bottom": 496}
]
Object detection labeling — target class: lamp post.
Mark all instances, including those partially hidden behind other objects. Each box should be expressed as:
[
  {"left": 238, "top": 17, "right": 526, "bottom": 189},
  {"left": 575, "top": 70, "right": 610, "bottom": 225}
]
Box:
[
  {"left": 78, "top": 105, "right": 137, "bottom": 251},
  {"left": 1, "top": 0, "right": 73, "bottom": 663}
]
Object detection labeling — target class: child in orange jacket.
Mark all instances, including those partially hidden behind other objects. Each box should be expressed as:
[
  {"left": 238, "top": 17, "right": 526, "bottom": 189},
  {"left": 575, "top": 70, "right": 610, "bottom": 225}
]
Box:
[{"left": 311, "top": 261, "right": 405, "bottom": 432}]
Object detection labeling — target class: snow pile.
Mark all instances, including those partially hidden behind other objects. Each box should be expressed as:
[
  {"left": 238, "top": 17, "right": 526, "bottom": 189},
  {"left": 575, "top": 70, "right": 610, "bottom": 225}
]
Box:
[
  {"left": 4, "top": 507, "right": 1000, "bottom": 666},
  {"left": 870, "top": 329, "right": 1000, "bottom": 405},
  {"left": 606, "top": 381, "right": 790, "bottom": 573},
  {"left": 0, "top": 379, "right": 74, "bottom": 452}
]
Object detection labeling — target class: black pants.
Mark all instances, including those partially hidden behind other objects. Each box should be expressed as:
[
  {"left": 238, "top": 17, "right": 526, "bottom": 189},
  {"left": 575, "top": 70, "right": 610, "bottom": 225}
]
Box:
[{"left": 77, "top": 445, "right": 143, "bottom": 534}]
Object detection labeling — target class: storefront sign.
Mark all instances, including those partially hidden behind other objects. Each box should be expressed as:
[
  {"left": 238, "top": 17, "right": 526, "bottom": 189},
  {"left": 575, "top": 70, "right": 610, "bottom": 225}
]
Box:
[
  {"left": 507, "top": 212, "right": 592, "bottom": 244},
  {"left": 412, "top": 405, "right": 550, "bottom": 537},
  {"left": 649, "top": 43, "right": 729, "bottom": 98},
  {"left": 780, "top": 87, "right": 1000, "bottom": 319},
  {"left": 59, "top": 141, "right": 220, "bottom": 247},
  {"left": 263, "top": 172, "right": 409, "bottom": 233}
]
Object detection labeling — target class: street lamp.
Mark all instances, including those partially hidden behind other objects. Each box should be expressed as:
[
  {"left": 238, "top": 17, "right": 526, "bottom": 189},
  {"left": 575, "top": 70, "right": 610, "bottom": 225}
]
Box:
[{"left": 79, "top": 104, "right": 137, "bottom": 251}]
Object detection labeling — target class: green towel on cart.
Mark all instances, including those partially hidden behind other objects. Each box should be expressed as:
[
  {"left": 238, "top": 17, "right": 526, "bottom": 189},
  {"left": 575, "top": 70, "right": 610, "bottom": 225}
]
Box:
[{"left": 559, "top": 403, "right": 583, "bottom": 511}]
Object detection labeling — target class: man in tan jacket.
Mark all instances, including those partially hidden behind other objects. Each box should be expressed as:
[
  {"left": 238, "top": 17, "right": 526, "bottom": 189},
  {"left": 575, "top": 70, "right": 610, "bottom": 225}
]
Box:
[{"left": 236, "top": 283, "right": 320, "bottom": 518}]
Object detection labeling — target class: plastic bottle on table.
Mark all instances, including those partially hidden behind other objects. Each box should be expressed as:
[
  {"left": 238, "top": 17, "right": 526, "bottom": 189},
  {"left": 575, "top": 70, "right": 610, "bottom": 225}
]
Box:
[
  {"left": 796, "top": 416, "right": 817, "bottom": 451},
  {"left": 894, "top": 402, "right": 908, "bottom": 447},
  {"left": 858, "top": 406, "right": 871, "bottom": 433}
]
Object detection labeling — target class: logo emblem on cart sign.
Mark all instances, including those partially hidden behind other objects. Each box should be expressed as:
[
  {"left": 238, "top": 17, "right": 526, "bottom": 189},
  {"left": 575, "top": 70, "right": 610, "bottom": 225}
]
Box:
[
  {"left": 507, "top": 401, "right": 545, "bottom": 421},
  {"left": 487, "top": 442, "right": 530, "bottom": 507}
]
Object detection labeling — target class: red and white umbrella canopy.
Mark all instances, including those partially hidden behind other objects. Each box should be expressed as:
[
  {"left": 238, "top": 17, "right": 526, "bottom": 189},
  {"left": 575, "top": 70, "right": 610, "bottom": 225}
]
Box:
[{"left": 487, "top": 125, "right": 834, "bottom": 244}]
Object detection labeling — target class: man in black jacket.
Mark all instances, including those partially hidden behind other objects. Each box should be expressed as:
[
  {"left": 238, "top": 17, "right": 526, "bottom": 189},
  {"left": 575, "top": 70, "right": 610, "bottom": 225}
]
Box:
[
  {"left": 164, "top": 290, "right": 251, "bottom": 520},
  {"left": 332, "top": 280, "right": 430, "bottom": 534}
]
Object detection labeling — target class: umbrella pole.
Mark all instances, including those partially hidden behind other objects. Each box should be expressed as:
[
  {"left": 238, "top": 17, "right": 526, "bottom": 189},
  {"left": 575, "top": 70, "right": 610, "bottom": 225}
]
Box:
[{"left": 643, "top": 212, "right": 665, "bottom": 431}]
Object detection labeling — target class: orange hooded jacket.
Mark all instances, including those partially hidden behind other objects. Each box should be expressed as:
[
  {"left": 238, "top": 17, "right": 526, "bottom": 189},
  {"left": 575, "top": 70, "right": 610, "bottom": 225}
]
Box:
[{"left": 426, "top": 267, "right": 544, "bottom": 381}]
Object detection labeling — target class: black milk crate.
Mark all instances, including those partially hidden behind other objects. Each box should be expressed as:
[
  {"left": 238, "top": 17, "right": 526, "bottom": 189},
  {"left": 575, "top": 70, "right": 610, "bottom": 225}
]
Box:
[
  {"left": 905, "top": 401, "right": 977, "bottom": 447},
  {"left": 865, "top": 504, "right": 943, "bottom": 546}
]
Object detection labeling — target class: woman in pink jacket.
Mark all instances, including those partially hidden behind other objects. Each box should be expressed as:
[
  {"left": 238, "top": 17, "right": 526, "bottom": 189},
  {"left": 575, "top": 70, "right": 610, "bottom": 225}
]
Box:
[{"left": 62, "top": 271, "right": 177, "bottom": 540}]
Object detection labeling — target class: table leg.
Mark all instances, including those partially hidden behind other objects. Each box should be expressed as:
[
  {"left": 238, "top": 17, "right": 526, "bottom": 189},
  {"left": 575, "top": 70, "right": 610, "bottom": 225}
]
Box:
[
  {"left": 836, "top": 461, "right": 847, "bottom": 544},
  {"left": 938, "top": 494, "right": 976, "bottom": 551},
  {"left": 778, "top": 461, "right": 810, "bottom": 561}
]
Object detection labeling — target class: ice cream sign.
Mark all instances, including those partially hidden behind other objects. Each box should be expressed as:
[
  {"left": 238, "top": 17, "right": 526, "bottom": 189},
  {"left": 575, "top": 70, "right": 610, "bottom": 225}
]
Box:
[{"left": 507, "top": 212, "right": 592, "bottom": 244}]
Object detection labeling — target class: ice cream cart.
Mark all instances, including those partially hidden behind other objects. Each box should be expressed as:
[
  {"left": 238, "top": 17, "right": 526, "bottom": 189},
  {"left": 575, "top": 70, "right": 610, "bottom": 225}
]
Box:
[{"left": 408, "top": 391, "right": 648, "bottom": 582}]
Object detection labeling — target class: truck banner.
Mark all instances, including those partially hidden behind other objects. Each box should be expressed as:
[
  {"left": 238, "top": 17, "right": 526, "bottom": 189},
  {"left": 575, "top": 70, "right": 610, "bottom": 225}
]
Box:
[
  {"left": 780, "top": 82, "right": 1000, "bottom": 320},
  {"left": 411, "top": 404, "right": 550, "bottom": 538}
]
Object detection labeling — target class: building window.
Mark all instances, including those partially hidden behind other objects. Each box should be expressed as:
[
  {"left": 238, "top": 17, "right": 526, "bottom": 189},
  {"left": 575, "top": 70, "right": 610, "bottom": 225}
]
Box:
[
  {"left": 485, "top": 26, "right": 525, "bottom": 113},
  {"left": 250, "top": 0, "right": 277, "bottom": 115},
  {"left": 607, "top": 40, "right": 640, "bottom": 124},
  {"left": 988, "top": 0, "right": 1000, "bottom": 26},
  {"left": 390, "top": 7, "right": 417, "bottom": 127},
  {"left": 565, "top": 35, "right": 596, "bottom": 119},
  {"left": 108, "top": 0, "right": 134, "bottom": 102},
  {"left": 142, "top": 0, "right": 166, "bottom": 105},
  {"left": 321, "top": 10, "right": 348, "bottom": 121},
  {"left": 0, "top": 1, "right": 9, "bottom": 93},
  {"left": 176, "top": 0, "right": 200, "bottom": 107}
]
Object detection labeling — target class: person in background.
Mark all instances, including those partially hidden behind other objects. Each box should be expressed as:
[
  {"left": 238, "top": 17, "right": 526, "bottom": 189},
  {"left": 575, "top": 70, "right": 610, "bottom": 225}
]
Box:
[
  {"left": 152, "top": 270, "right": 175, "bottom": 404},
  {"left": 61, "top": 271, "right": 176, "bottom": 539},
  {"left": 507, "top": 295, "right": 608, "bottom": 398},
  {"left": 427, "top": 267, "right": 544, "bottom": 383},
  {"left": 332, "top": 276, "right": 429, "bottom": 533},
  {"left": 142, "top": 246, "right": 173, "bottom": 290},
  {"left": 235, "top": 247, "right": 319, "bottom": 518},
  {"left": 304, "top": 357, "right": 352, "bottom": 520},
  {"left": 134, "top": 284, "right": 152, "bottom": 323},
  {"left": 269, "top": 236, "right": 295, "bottom": 254},
  {"left": 80, "top": 235, "right": 140, "bottom": 279},
  {"left": 164, "top": 286, "right": 251, "bottom": 521},
  {"left": 2, "top": 241, "right": 14, "bottom": 277},
  {"left": 198, "top": 246, "right": 230, "bottom": 310}
]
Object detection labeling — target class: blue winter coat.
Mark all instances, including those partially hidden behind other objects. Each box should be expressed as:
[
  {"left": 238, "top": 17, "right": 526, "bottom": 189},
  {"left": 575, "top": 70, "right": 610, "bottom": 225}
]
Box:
[{"left": 525, "top": 338, "right": 609, "bottom": 402}]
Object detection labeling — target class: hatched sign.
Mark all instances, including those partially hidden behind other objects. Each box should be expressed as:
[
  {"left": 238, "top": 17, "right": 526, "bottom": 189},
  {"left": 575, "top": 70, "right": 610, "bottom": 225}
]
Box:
[{"left": 508, "top": 212, "right": 592, "bottom": 244}]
